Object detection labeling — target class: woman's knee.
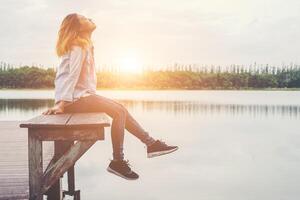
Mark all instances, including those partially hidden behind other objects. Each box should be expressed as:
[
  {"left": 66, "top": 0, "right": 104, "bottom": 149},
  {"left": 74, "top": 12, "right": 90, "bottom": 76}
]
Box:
[
  {"left": 115, "top": 101, "right": 128, "bottom": 113},
  {"left": 119, "top": 104, "right": 128, "bottom": 116},
  {"left": 110, "top": 103, "right": 127, "bottom": 118}
]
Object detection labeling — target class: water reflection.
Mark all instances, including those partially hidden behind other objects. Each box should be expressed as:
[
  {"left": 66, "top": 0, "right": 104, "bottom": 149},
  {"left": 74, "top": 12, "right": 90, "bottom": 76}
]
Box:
[
  {"left": 0, "top": 99, "right": 53, "bottom": 111},
  {"left": 121, "top": 100, "right": 300, "bottom": 119},
  {"left": 1, "top": 95, "right": 300, "bottom": 200},
  {"left": 0, "top": 99, "right": 299, "bottom": 120}
]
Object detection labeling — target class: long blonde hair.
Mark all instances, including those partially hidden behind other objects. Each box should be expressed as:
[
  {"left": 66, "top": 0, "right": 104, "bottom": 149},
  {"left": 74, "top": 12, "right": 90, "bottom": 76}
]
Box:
[{"left": 56, "top": 13, "right": 91, "bottom": 57}]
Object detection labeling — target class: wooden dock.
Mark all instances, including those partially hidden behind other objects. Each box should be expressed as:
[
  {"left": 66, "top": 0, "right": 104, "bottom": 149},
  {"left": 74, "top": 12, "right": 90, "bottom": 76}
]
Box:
[
  {"left": 0, "top": 121, "right": 52, "bottom": 199},
  {"left": 0, "top": 112, "right": 110, "bottom": 200}
]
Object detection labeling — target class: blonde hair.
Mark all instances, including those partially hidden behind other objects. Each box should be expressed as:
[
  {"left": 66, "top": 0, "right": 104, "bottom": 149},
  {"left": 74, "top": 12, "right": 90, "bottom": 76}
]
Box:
[{"left": 56, "top": 13, "right": 92, "bottom": 57}]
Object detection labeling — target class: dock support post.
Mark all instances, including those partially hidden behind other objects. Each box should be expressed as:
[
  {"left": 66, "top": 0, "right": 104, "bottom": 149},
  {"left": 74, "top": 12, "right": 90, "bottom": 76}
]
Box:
[{"left": 28, "top": 129, "right": 43, "bottom": 200}]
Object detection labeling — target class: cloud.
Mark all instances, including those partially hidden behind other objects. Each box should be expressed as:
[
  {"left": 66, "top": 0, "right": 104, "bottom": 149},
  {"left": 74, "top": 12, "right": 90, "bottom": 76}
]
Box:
[{"left": 1, "top": 0, "right": 300, "bottom": 67}]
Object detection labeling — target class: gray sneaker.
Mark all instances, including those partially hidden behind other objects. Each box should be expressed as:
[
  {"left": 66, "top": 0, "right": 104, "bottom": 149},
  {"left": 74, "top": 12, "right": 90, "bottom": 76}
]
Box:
[
  {"left": 107, "top": 159, "right": 139, "bottom": 180},
  {"left": 147, "top": 140, "right": 179, "bottom": 158}
]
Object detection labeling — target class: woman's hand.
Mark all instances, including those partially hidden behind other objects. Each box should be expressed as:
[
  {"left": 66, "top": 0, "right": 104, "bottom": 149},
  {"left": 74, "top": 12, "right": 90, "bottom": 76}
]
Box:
[{"left": 42, "top": 101, "right": 68, "bottom": 115}]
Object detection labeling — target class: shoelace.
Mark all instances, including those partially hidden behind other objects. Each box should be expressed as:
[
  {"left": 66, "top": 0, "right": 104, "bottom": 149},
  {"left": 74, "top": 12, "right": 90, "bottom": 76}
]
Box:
[
  {"left": 158, "top": 139, "right": 168, "bottom": 147},
  {"left": 121, "top": 159, "right": 131, "bottom": 172},
  {"left": 109, "top": 159, "right": 132, "bottom": 172},
  {"left": 122, "top": 159, "right": 131, "bottom": 167},
  {"left": 144, "top": 139, "right": 168, "bottom": 148}
]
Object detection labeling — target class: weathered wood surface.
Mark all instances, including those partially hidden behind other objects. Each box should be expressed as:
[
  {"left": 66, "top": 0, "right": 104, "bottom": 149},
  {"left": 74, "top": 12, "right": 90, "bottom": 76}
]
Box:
[
  {"left": 18, "top": 112, "right": 110, "bottom": 199},
  {"left": 0, "top": 121, "right": 53, "bottom": 200},
  {"left": 19, "top": 112, "right": 110, "bottom": 128},
  {"left": 28, "top": 131, "right": 43, "bottom": 200},
  {"left": 31, "top": 127, "right": 105, "bottom": 141},
  {"left": 0, "top": 113, "right": 110, "bottom": 199},
  {"left": 42, "top": 140, "right": 95, "bottom": 194},
  {"left": 45, "top": 141, "right": 72, "bottom": 200}
]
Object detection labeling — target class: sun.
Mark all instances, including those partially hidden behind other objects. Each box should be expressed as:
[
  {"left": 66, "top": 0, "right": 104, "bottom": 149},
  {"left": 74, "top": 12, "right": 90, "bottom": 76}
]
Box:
[{"left": 118, "top": 51, "right": 143, "bottom": 74}]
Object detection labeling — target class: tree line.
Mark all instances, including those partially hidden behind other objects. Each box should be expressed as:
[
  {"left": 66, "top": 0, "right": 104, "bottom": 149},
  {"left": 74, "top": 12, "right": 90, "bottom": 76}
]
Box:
[{"left": 0, "top": 64, "right": 300, "bottom": 89}]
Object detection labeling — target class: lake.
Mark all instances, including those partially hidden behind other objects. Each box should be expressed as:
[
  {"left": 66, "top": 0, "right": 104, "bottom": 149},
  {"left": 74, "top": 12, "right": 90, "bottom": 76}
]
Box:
[{"left": 0, "top": 89, "right": 300, "bottom": 200}]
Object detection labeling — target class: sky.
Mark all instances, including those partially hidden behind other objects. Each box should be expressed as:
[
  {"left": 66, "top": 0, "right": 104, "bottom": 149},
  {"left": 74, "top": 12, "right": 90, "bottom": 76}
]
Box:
[{"left": 1, "top": 0, "right": 300, "bottom": 69}]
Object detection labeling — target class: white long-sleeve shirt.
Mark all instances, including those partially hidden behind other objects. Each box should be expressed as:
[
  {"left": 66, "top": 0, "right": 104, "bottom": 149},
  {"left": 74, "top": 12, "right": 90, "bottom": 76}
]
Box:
[{"left": 54, "top": 45, "right": 97, "bottom": 104}]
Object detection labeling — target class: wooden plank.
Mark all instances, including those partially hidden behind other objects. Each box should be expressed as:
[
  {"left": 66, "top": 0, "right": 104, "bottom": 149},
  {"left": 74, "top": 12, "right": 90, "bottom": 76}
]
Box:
[
  {"left": 33, "top": 127, "right": 105, "bottom": 141},
  {"left": 67, "top": 165, "right": 75, "bottom": 193},
  {"left": 45, "top": 180, "right": 61, "bottom": 200},
  {"left": 28, "top": 130, "right": 43, "bottom": 200},
  {"left": 46, "top": 141, "right": 73, "bottom": 200},
  {"left": 19, "top": 114, "right": 71, "bottom": 128},
  {"left": 44, "top": 157, "right": 56, "bottom": 175},
  {"left": 41, "top": 141, "right": 95, "bottom": 194},
  {"left": 0, "top": 121, "right": 53, "bottom": 199},
  {"left": 19, "top": 113, "right": 110, "bottom": 129}
]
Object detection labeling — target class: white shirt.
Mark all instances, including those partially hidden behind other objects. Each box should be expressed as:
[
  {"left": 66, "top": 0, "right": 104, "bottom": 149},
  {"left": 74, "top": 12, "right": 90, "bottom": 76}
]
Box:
[{"left": 54, "top": 45, "right": 97, "bottom": 104}]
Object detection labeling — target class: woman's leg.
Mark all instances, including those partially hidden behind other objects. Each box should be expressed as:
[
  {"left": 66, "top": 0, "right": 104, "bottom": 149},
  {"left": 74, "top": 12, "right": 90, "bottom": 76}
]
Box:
[
  {"left": 63, "top": 94, "right": 156, "bottom": 160},
  {"left": 63, "top": 94, "right": 127, "bottom": 160},
  {"left": 84, "top": 94, "right": 156, "bottom": 144},
  {"left": 123, "top": 107, "right": 156, "bottom": 146},
  {"left": 86, "top": 94, "right": 156, "bottom": 145}
]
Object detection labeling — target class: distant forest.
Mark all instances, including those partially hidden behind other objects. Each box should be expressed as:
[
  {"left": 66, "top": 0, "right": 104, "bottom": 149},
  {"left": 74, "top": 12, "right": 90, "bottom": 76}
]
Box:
[{"left": 0, "top": 62, "right": 300, "bottom": 89}]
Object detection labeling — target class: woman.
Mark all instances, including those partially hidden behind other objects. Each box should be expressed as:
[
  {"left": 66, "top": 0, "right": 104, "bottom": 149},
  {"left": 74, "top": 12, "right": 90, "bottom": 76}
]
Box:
[{"left": 43, "top": 13, "right": 178, "bottom": 180}]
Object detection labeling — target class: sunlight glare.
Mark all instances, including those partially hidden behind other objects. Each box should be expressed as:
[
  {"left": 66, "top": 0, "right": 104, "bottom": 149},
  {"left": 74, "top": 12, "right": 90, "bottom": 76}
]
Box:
[{"left": 118, "top": 51, "right": 143, "bottom": 74}]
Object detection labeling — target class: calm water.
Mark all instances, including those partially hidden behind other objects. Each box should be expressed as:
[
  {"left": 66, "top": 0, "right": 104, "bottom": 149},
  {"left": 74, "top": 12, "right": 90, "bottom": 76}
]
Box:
[{"left": 1, "top": 90, "right": 300, "bottom": 200}]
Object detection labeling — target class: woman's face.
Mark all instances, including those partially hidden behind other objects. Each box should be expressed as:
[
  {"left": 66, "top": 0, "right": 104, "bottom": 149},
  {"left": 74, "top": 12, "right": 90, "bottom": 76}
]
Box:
[{"left": 77, "top": 14, "right": 96, "bottom": 33}]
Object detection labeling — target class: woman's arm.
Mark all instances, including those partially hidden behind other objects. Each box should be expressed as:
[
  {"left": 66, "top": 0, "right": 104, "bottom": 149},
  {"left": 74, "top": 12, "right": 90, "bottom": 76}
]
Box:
[
  {"left": 56, "top": 46, "right": 87, "bottom": 103},
  {"left": 44, "top": 46, "right": 86, "bottom": 116}
]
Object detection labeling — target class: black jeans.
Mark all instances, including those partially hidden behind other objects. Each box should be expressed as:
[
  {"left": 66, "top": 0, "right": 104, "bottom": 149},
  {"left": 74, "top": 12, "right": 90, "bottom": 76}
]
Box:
[{"left": 63, "top": 93, "right": 156, "bottom": 160}]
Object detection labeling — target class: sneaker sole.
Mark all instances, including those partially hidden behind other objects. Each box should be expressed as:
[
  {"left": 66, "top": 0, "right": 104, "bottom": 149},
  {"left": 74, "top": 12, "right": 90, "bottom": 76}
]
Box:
[
  {"left": 147, "top": 146, "right": 179, "bottom": 158},
  {"left": 106, "top": 166, "right": 139, "bottom": 180}
]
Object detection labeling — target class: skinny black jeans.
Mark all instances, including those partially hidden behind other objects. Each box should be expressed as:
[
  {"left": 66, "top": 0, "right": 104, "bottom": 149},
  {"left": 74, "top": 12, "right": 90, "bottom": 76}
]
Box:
[{"left": 63, "top": 93, "right": 156, "bottom": 160}]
